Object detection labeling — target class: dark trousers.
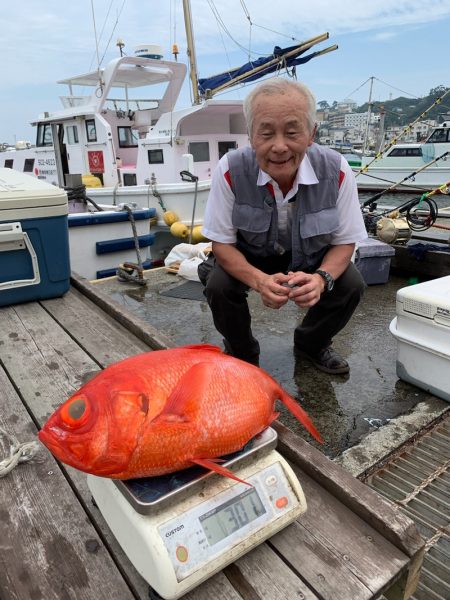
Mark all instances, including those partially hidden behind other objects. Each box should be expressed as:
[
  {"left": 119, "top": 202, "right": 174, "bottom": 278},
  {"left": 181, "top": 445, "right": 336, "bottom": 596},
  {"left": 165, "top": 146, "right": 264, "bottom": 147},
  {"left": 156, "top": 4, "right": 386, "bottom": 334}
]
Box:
[{"left": 198, "top": 254, "right": 365, "bottom": 362}]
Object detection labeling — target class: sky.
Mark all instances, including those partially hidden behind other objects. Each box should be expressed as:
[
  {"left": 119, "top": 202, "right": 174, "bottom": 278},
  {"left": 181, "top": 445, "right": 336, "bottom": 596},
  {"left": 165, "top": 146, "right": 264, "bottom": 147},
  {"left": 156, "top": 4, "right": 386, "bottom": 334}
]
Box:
[{"left": 2, "top": 0, "right": 450, "bottom": 144}]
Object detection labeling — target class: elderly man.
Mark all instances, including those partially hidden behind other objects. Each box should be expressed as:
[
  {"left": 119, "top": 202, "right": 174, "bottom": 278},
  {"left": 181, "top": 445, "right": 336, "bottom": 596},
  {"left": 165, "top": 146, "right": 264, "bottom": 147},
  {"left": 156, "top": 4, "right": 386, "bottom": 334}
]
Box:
[{"left": 199, "top": 78, "right": 367, "bottom": 373}]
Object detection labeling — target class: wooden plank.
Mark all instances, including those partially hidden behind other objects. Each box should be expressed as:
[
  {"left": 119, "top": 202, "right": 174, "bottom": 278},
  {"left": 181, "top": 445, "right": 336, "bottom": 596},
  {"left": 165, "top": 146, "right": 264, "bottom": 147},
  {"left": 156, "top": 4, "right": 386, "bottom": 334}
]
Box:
[
  {"left": 0, "top": 301, "right": 100, "bottom": 406},
  {"left": 182, "top": 572, "right": 244, "bottom": 600},
  {"left": 0, "top": 367, "right": 135, "bottom": 600},
  {"left": 42, "top": 287, "right": 150, "bottom": 366},
  {"left": 227, "top": 543, "right": 319, "bottom": 599},
  {"left": 0, "top": 301, "right": 152, "bottom": 599},
  {"left": 71, "top": 273, "right": 175, "bottom": 350},
  {"left": 270, "top": 465, "right": 410, "bottom": 599},
  {"left": 273, "top": 422, "right": 425, "bottom": 559},
  {"left": 0, "top": 298, "right": 247, "bottom": 600}
]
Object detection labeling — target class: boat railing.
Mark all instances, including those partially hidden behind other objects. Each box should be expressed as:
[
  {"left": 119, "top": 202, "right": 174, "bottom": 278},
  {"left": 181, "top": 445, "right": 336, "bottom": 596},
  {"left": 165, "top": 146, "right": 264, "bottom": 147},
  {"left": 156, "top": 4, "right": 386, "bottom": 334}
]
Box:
[
  {"left": 105, "top": 98, "right": 160, "bottom": 113},
  {"left": 59, "top": 95, "right": 92, "bottom": 108}
]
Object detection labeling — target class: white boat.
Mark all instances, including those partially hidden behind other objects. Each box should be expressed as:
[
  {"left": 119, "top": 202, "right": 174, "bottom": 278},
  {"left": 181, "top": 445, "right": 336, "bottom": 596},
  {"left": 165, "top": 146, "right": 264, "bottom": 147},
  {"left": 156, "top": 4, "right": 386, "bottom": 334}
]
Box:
[
  {"left": 354, "top": 122, "right": 450, "bottom": 192},
  {"left": 0, "top": 2, "right": 337, "bottom": 274}
]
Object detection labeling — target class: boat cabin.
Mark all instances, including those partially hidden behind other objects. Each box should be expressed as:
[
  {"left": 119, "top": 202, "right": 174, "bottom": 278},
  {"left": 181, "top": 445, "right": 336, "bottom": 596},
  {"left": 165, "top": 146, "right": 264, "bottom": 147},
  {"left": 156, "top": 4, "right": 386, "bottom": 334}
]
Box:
[{"left": 1, "top": 50, "right": 249, "bottom": 189}]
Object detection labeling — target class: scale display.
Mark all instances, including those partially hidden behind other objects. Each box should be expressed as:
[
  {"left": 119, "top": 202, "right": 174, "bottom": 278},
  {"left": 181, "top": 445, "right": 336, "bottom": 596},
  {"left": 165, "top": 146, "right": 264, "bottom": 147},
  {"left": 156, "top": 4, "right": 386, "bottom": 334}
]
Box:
[{"left": 199, "top": 487, "right": 266, "bottom": 546}]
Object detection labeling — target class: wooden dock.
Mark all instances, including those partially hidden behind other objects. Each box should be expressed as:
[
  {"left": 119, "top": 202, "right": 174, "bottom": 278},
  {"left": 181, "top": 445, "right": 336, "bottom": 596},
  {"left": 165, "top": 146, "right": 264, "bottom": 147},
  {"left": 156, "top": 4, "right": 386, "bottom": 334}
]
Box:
[{"left": 0, "top": 275, "right": 425, "bottom": 600}]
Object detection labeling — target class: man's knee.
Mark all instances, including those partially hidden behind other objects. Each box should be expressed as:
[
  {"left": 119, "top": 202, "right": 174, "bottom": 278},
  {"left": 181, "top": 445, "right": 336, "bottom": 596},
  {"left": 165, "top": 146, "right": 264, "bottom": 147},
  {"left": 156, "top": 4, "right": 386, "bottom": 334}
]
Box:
[{"left": 337, "top": 263, "right": 366, "bottom": 300}]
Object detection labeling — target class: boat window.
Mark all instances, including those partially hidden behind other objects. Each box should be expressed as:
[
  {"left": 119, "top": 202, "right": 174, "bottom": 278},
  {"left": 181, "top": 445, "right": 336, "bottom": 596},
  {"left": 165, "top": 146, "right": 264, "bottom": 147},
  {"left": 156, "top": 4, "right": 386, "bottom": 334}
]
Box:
[
  {"left": 66, "top": 125, "right": 79, "bottom": 145},
  {"left": 86, "top": 119, "right": 97, "bottom": 142},
  {"left": 24, "top": 158, "right": 35, "bottom": 172},
  {"left": 426, "top": 128, "right": 449, "bottom": 143},
  {"left": 4, "top": 159, "right": 13, "bottom": 168},
  {"left": 218, "top": 141, "right": 237, "bottom": 159},
  {"left": 147, "top": 149, "right": 164, "bottom": 164},
  {"left": 123, "top": 173, "right": 137, "bottom": 186},
  {"left": 387, "top": 147, "right": 422, "bottom": 157},
  {"left": 189, "top": 141, "right": 210, "bottom": 162},
  {"left": 118, "top": 126, "right": 139, "bottom": 148},
  {"left": 36, "top": 123, "right": 53, "bottom": 147}
]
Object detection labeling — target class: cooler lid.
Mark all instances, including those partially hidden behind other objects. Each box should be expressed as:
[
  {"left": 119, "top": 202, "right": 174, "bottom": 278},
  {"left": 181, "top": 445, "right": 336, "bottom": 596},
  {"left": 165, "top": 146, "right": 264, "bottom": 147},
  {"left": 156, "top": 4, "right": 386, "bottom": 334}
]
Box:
[
  {"left": 0, "top": 168, "right": 67, "bottom": 211},
  {"left": 397, "top": 275, "right": 450, "bottom": 310},
  {"left": 356, "top": 238, "right": 395, "bottom": 258}
]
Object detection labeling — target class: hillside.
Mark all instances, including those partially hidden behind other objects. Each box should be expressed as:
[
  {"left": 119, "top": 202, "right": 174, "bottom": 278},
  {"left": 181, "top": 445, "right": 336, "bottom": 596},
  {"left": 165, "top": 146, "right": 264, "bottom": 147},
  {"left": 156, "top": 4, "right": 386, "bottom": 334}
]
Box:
[{"left": 355, "top": 85, "right": 450, "bottom": 127}]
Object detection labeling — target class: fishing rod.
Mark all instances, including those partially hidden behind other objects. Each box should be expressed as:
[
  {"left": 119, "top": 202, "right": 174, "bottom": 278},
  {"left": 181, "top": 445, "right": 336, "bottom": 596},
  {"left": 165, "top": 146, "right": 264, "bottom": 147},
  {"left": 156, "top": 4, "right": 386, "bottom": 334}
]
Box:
[
  {"left": 363, "top": 179, "right": 450, "bottom": 239},
  {"left": 361, "top": 150, "right": 449, "bottom": 208},
  {"left": 355, "top": 87, "right": 450, "bottom": 176}
]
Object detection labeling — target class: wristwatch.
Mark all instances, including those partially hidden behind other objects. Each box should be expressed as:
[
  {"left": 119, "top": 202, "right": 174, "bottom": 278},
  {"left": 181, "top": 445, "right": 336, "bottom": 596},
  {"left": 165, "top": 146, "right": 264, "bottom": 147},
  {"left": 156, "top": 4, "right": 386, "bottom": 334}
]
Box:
[{"left": 315, "top": 269, "right": 335, "bottom": 292}]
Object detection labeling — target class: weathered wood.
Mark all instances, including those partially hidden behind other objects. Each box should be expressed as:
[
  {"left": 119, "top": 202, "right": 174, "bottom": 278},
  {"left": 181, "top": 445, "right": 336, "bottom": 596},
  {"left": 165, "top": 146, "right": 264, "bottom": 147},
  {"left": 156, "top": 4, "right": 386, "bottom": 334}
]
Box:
[
  {"left": 0, "top": 300, "right": 153, "bottom": 599},
  {"left": 42, "top": 287, "right": 149, "bottom": 366},
  {"left": 228, "top": 542, "right": 319, "bottom": 599},
  {"left": 274, "top": 465, "right": 410, "bottom": 599},
  {"left": 273, "top": 422, "right": 425, "bottom": 559},
  {"left": 182, "top": 572, "right": 244, "bottom": 599},
  {"left": 384, "top": 547, "right": 426, "bottom": 600},
  {"left": 0, "top": 301, "right": 100, "bottom": 408},
  {"left": 71, "top": 272, "right": 175, "bottom": 350},
  {"left": 0, "top": 367, "right": 135, "bottom": 600}
]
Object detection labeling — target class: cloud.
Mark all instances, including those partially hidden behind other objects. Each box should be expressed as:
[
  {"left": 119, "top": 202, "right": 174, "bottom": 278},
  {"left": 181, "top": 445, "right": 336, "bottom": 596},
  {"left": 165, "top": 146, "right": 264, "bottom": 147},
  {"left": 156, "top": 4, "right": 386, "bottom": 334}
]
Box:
[{"left": 370, "top": 31, "right": 398, "bottom": 42}]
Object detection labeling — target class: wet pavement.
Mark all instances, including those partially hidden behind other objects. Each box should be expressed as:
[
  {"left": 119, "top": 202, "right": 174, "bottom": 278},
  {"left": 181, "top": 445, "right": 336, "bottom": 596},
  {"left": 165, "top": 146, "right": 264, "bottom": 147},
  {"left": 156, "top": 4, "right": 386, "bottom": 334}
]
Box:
[{"left": 97, "top": 269, "right": 449, "bottom": 462}]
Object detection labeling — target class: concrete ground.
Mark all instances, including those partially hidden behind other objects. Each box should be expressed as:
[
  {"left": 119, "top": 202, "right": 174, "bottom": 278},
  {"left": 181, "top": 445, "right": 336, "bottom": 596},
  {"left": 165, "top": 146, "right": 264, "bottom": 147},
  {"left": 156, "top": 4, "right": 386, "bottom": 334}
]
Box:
[{"left": 97, "top": 268, "right": 449, "bottom": 475}]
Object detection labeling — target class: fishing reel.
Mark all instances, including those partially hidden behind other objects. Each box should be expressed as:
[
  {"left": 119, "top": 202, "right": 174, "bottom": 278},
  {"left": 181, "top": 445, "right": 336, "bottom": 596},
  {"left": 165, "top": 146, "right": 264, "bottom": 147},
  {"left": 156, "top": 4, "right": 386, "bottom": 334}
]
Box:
[{"left": 376, "top": 217, "right": 411, "bottom": 244}]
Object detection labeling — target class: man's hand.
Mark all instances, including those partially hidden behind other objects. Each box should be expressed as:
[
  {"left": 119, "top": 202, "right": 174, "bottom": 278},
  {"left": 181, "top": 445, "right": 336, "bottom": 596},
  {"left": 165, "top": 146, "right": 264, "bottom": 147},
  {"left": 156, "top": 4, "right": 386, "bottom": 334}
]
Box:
[
  {"left": 255, "top": 273, "right": 292, "bottom": 309},
  {"left": 284, "top": 271, "right": 325, "bottom": 308}
]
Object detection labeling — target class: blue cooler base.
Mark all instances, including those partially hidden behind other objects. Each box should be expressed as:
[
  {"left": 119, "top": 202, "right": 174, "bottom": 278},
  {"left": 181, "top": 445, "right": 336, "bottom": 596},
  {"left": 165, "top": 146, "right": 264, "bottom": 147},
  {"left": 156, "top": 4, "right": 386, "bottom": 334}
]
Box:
[{"left": 0, "top": 215, "right": 70, "bottom": 307}]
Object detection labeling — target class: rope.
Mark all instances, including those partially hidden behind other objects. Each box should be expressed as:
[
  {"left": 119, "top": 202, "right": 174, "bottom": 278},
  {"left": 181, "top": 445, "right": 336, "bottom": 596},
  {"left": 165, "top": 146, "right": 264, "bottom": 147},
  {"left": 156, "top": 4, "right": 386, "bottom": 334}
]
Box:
[
  {"left": 116, "top": 205, "right": 148, "bottom": 286},
  {"left": 0, "top": 426, "right": 41, "bottom": 478}
]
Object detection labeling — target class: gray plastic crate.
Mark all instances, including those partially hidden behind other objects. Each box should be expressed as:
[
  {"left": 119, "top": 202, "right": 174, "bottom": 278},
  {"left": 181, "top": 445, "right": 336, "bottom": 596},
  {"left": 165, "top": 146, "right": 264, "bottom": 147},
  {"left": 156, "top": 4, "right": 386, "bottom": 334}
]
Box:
[{"left": 355, "top": 237, "right": 395, "bottom": 285}]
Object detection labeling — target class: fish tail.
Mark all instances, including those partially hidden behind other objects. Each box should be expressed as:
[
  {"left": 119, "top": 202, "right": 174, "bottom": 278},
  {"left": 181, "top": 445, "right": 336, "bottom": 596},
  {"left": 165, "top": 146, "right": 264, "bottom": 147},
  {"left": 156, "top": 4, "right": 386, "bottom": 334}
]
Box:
[{"left": 278, "top": 389, "right": 323, "bottom": 444}]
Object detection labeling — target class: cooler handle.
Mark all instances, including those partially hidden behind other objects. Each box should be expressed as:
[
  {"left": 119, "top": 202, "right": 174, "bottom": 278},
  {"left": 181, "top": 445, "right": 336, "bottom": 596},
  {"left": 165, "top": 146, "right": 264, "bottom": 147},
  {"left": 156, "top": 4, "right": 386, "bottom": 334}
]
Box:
[{"left": 0, "top": 222, "right": 41, "bottom": 289}]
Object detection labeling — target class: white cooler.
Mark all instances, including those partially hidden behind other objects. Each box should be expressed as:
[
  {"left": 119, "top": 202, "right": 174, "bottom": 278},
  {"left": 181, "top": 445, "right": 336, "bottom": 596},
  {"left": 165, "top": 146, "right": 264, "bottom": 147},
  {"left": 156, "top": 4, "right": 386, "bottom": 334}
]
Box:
[{"left": 389, "top": 276, "right": 450, "bottom": 402}]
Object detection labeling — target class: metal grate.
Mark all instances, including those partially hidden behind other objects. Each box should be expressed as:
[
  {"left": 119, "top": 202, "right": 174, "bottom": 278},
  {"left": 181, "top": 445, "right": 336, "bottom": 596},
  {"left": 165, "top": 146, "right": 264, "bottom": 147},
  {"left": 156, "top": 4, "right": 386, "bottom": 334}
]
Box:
[{"left": 365, "top": 415, "right": 450, "bottom": 600}]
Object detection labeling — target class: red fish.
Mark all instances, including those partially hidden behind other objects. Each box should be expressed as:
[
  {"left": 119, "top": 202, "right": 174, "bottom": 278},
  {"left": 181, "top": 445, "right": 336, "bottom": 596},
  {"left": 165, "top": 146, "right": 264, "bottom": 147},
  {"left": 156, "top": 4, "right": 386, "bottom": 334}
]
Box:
[{"left": 39, "top": 344, "right": 322, "bottom": 481}]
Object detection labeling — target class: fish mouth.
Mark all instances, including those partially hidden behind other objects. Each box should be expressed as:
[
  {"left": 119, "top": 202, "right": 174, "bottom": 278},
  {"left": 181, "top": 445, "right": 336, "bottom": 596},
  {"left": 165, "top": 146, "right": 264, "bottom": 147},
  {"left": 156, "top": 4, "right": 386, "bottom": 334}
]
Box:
[{"left": 38, "top": 428, "right": 88, "bottom": 472}]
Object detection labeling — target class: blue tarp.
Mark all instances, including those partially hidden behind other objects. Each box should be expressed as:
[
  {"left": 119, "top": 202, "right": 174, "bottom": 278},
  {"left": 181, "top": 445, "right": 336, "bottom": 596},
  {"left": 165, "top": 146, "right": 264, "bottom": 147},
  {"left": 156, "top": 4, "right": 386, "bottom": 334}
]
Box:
[{"left": 198, "top": 44, "right": 323, "bottom": 95}]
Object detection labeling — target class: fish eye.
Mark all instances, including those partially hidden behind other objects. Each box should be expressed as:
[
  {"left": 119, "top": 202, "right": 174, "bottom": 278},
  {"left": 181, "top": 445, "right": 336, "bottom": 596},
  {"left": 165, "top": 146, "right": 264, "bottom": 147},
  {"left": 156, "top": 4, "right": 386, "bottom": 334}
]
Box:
[
  {"left": 68, "top": 398, "right": 86, "bottom": 420},
  {"left": 60, "top": 395, "right": 89, "bottom": 427}
]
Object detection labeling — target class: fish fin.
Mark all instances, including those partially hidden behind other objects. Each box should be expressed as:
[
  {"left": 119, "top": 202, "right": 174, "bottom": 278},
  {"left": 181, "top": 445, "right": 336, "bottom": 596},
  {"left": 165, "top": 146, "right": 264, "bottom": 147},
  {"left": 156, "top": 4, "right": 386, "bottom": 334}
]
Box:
[
  {"left": 157, "top": 362, "right": 228, "bottom": 422},
  {"left": 279, "top": 390, "right": 324, "bottom": 444},
  {"left": 271, "top": 411, "right": 280, "bottom": 423},
  {"left": 192, "top": 458, "right": 253, "bottom": 487},
  {"left": 180, "top": 344, "right": 223, "bottom": 353}
]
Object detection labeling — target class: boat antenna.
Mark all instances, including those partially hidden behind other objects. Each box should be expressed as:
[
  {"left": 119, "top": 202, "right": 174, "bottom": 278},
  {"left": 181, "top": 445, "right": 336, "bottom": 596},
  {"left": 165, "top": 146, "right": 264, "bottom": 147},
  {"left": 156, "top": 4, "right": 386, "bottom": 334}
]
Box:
[
  {"left": 90, "top": 0, "right": 104, "bottom": 94},
  {"left": 183, "top": 0, "right": 201, "bottom": 105}
]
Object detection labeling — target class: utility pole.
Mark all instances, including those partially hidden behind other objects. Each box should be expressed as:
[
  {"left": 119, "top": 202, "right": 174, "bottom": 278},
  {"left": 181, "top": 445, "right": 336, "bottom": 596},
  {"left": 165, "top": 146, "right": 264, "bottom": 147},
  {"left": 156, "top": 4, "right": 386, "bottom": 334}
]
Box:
[{"left": 362, "top": 76, "right": 374, "bottom": 156}]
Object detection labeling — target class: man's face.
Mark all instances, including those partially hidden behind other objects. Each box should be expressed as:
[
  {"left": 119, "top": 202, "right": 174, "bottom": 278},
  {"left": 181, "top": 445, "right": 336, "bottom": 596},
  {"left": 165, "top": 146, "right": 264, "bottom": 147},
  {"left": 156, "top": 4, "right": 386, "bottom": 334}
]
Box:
[{"left": 250, "top": 90, "right": 316, "bottom": 192}]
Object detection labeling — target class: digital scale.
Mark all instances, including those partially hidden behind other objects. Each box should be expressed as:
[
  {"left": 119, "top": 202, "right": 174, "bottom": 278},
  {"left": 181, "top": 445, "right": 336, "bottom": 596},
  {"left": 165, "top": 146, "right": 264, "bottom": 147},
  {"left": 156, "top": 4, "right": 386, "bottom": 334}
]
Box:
[{"left": 87, "top": 427, "right": 307, "bottom": 599}]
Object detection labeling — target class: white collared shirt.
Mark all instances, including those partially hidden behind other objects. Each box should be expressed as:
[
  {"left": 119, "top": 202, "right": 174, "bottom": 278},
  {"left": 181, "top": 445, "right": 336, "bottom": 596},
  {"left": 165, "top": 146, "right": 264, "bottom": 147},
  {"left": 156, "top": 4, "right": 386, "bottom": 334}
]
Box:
[{"left": 202, "top": 151, "right": 367, "bottom": 247}]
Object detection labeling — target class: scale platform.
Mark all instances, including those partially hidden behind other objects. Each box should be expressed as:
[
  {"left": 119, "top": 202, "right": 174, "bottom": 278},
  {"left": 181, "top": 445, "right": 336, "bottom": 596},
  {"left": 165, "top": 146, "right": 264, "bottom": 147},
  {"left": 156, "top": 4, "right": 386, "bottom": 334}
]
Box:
[{"left": 88, "top": 426, "right": 307, "bottom": 600}]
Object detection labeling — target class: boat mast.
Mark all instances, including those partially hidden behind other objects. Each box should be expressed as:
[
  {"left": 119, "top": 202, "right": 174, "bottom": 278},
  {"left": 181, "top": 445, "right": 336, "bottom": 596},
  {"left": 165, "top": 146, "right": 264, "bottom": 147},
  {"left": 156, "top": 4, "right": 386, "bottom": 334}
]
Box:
[{"left": 182, "top": 0, "right": 201, "bottom": 104}]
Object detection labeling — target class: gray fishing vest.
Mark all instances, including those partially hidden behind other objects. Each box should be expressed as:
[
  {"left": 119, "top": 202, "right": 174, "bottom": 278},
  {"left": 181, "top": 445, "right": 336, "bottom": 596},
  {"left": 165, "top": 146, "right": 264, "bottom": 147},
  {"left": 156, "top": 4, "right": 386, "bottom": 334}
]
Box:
[{"left": 227, "top": 143, "right": 341, "bottom": 271}]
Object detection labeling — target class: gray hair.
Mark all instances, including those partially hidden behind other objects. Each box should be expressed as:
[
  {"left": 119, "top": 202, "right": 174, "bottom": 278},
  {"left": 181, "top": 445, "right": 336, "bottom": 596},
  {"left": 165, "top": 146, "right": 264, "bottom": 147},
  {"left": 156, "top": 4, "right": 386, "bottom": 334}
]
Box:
[{"left": 243, "top": 78, "right": 317, "bottom": 136}]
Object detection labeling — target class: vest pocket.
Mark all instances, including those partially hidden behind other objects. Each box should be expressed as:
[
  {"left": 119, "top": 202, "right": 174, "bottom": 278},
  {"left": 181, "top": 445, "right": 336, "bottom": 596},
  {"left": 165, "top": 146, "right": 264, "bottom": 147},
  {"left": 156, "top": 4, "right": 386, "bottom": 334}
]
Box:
[{"left": 300, "top": 207, "right": 339, "bottom": 239}]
